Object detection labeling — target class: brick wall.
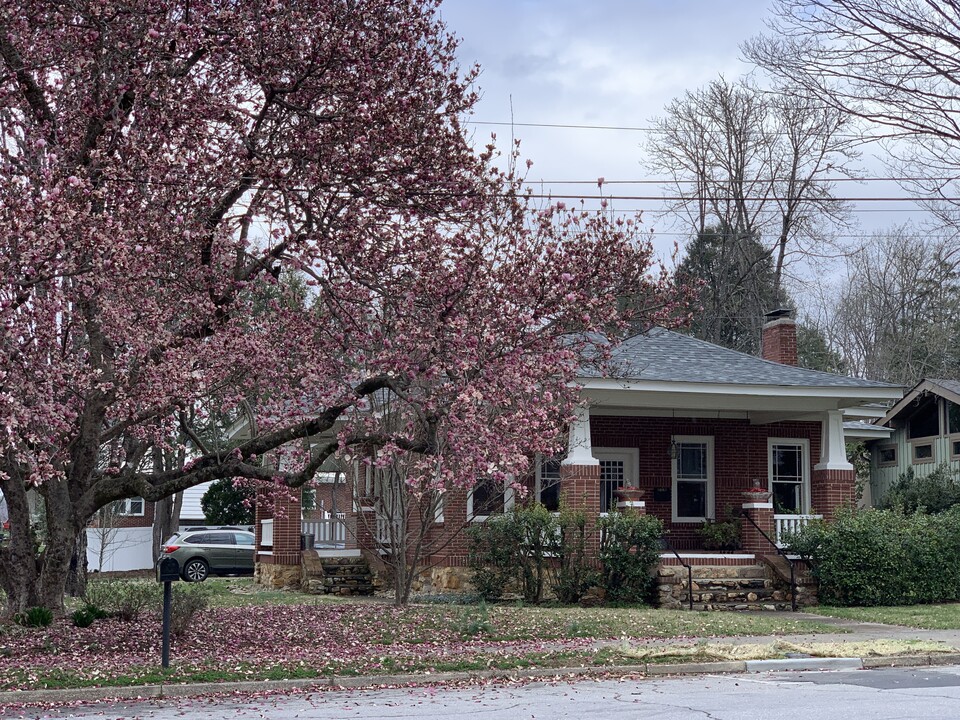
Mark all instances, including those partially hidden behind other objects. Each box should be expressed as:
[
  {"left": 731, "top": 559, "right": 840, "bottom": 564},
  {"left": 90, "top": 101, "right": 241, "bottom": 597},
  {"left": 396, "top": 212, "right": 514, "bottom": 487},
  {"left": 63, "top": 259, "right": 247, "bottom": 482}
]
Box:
[
  {"left": 302, "top": 482, "right": 350, "bottom": 521},
  {"left": 268, "top": 414, "right": 847, "bottom": 568},
  {"left": 89, "top": 500, "right": 156, "bottom": 529},
  {"left": 590, "top": 415, "right": 823, "bottom": 549}
]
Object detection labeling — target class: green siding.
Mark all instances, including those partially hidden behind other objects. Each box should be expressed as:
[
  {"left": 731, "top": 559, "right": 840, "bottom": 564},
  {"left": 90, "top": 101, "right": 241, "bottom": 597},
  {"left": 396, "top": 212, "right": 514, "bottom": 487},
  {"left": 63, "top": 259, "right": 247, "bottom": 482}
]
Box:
[{"left": 870, "top": 397, "right": 960, "bottom": 505}]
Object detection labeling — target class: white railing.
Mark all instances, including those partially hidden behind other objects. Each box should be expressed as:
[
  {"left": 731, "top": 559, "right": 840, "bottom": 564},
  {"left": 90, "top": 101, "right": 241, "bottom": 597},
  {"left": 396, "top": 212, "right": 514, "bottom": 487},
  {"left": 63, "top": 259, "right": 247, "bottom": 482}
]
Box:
[
  {"left": 302, "top": 513, "right": 347, "bottom": 548},
  {"left": 774, "top": 514, "right": 822, "bottom": 547},
  {"left": 260, "top": 518, "right": 273, "bottom": 548}
]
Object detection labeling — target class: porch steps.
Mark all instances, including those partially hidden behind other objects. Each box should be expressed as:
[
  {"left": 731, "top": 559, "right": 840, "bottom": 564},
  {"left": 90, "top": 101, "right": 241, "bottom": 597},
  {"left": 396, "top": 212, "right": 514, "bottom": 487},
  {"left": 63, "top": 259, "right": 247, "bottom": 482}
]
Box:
[
  {"left": 302, "top": 552, "right": 375, "bottom": 596},
  {"left": 658, "top": 563, "right": 793, "bottom": 611}
]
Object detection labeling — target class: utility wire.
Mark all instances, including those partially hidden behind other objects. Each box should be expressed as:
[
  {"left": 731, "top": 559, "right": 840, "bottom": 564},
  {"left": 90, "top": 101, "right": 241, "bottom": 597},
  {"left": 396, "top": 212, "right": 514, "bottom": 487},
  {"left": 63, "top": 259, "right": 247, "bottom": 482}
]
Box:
[{"left": 525, "top": 177, "right": 959, "bottom": 185}]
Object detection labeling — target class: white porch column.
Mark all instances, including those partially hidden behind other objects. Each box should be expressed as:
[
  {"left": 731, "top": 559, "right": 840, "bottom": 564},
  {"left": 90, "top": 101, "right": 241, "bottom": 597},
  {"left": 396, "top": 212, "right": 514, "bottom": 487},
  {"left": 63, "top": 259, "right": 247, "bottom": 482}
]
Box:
[
  {"left": 562, "top": 403, "right": 598, "bottom": 466},
  {"left": 815, "top": 409, "right": 854, "bottom": 471}
]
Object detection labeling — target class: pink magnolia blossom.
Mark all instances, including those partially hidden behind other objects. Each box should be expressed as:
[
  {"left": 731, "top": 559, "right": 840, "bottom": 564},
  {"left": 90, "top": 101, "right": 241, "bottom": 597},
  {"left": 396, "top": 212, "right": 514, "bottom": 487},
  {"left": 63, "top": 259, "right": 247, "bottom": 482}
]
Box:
[{"left": 0, "top": 0, "right": 690, "bottom": 613}]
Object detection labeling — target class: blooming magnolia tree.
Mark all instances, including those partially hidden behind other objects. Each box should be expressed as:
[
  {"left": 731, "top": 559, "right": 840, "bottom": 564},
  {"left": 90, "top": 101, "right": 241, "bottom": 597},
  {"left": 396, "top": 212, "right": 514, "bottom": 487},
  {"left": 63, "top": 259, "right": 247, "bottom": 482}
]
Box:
[{"left": 0, "top": 0, "right": 685, "bottom": 614}]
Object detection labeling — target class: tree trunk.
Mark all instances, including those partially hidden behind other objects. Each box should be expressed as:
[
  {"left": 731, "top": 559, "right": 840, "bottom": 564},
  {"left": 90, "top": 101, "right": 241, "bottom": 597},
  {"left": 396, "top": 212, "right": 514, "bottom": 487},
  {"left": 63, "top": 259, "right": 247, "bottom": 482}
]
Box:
[
  {"left": 0, "top": 470, "right": 41, "bottom": 616},
  {"left": 37, "top": 483, "right": 79, "bottom": 613},
  {"left": 65, "top": 529, "right": 88, "bottom": 597},
  {"left": 153, "top": 492, "right": 183, "bottom": 559}
]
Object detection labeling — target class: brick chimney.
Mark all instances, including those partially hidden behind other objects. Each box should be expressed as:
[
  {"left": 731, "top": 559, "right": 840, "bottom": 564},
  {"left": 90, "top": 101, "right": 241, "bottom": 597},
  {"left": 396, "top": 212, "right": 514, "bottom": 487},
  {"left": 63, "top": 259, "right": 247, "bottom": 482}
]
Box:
[{"left": 761, "top": 308, "right": 798, "bottom": 366}]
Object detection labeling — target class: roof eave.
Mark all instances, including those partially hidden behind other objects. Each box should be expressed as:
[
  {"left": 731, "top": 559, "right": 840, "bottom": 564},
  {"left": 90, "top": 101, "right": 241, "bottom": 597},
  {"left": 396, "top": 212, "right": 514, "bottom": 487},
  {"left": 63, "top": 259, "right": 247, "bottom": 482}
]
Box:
[
  {"left": 576, "top": 377, "right": 904, "bottom": 402},
  {"left": 880, "top": 378, "right": 960, "bottom": 426}
]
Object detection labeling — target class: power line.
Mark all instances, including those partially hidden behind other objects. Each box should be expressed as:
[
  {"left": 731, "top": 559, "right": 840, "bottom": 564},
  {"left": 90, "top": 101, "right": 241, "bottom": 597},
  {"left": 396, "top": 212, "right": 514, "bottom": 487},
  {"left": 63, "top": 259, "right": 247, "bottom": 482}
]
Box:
[
  {"left": 521, "top": 193, "right": 937, "bottom": 203},
  {"left": 525, "top": 177, "right": 959, "bottom": 185},
  {"left": 467, "top": 120, "right": 885, "bottom": 141},
  {"left": 470, "top": 120, "right": 655, "bottom": 132}
]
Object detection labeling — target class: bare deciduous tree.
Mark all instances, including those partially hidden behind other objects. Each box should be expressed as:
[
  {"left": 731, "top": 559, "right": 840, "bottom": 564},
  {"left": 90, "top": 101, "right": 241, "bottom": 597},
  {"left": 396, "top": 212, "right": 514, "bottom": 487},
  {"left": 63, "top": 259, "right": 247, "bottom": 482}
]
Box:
[
  {"left": 745, "top": 0, "right": 960, "bottom": 227},
  {"left": 811, "top": 225, "right": 960, "bottom": 385},
  {"left": 647, "top": 76, "right": 858, "bottom": 296}
]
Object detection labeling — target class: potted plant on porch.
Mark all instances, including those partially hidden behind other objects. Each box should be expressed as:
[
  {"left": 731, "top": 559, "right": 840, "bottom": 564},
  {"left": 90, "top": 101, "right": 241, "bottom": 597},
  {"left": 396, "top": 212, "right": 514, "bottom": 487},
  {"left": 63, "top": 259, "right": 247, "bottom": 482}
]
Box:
[{"left": 741, "top": 478, "right": 772, "bottom": 503}]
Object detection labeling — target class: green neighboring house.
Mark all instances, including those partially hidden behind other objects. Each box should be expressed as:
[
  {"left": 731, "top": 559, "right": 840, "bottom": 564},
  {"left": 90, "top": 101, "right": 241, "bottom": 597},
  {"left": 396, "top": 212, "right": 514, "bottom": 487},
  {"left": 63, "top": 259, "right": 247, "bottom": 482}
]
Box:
[{"left": 865, "top": 378, "right": 960, "bottom": 505}]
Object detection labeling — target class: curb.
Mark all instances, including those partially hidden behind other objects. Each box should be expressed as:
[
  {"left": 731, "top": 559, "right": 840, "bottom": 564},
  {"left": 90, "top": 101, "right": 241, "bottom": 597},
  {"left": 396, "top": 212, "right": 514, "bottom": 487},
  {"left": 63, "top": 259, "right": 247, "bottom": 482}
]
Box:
[{"left": 2, "top": 654, "right": 956, "bottom": 707}]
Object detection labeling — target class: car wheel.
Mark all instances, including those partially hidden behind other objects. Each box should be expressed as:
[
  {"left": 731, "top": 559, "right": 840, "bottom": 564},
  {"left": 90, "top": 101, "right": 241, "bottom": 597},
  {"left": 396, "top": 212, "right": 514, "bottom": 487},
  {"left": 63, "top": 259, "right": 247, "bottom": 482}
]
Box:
[{"left": 182, "top": 558, "right": 209, "bottom": 582}]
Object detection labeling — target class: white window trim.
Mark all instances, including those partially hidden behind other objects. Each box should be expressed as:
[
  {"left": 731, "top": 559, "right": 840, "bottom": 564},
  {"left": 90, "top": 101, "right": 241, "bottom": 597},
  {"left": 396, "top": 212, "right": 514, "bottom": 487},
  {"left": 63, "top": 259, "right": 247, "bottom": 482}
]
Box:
[
  {"left": 671, "top": 435, "right": 714, "bottom": 523},
  {"left": 115, "top": 497, "right": 145, "bottom": 517},
  {"left": 467, "top": 482, "right": 515, "bottom": 522},
  {"left": 535, "top": 454, "right": 563, "bottom": 508},
  {"left": 594, "top": 447, "right": 640, "bottom": 514},
  {"left": 767, "top": 437, "right": 811, "bottom": 515}
]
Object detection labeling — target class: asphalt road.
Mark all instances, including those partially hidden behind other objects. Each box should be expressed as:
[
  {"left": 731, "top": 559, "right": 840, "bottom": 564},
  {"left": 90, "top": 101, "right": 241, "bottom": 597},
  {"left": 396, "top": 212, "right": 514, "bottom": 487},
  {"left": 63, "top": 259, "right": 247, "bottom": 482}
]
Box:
[{"left": 14, "top": 665, "right": 960, "bottom": 720}]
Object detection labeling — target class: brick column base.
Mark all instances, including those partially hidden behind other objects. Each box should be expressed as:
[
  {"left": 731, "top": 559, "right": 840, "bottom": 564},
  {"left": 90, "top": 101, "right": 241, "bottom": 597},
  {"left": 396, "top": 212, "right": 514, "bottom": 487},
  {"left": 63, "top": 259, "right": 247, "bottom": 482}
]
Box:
[
  {"left": 740, "top": 501, "right": 775, "bottom": 555},
  {"left": 255, "top": 486, "right": 302, "bottom": 587},
  {"left": 812, "top": 467, "right": 856, "bottom": 519},
  {"left": 561, "top": 463, "right": 601, "bottom": 560}
]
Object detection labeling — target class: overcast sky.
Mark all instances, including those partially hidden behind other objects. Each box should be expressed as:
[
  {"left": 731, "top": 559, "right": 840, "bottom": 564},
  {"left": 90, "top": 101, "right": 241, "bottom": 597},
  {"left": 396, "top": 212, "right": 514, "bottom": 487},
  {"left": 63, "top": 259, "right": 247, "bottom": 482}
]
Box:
[{"left": 438, "top": 0, "right": 928, "bottom": 274}]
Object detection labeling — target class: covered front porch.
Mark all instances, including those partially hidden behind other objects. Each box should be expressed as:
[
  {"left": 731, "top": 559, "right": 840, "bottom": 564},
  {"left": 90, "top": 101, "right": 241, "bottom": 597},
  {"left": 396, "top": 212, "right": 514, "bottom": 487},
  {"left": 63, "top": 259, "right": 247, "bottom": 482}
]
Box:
[{"left": 552, "top": 383, "right": 876, "bottom": 557}]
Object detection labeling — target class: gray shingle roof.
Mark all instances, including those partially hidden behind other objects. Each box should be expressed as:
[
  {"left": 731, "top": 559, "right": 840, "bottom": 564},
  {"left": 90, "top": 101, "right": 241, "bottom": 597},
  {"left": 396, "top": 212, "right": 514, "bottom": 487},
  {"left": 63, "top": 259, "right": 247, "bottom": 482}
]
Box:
[
  {"left": 579, "top": 328, "right": 897, "bottom": 389},
  {"left": 928, "top": 378, "right": 960, "bottom": 396}
]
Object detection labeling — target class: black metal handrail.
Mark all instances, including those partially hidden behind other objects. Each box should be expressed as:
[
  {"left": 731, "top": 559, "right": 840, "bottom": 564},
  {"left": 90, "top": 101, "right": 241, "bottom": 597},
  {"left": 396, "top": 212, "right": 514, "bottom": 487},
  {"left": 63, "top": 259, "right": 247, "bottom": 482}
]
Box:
[
  {"left": 660, "top": 534, "right": 694, "bottom": 611},
  {"left": 739, "top": 511, "right": 798, "bottom": 612}
]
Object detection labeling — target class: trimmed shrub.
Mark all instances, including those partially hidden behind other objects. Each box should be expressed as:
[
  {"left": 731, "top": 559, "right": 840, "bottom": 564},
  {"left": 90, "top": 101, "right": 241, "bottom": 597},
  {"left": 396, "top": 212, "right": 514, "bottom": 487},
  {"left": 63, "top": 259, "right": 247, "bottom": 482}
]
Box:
[
  {"left": 598, "top": 512, "right": 663, "bottom": 603},
  {"left": 879, "top": 465, "right": 960, "bottom": 514},
  {"left": 467, "top": 504, "right": 560, "bottom": 604},
  {"left": 554, "top": 506, "right": 600, "bottom": 604},
  {"left": 784, "top": 507, "right": 960, "bottom": 606},
  {"left": 467, "top": 514, "right": 519, "bottom": 602},
  {"left": 84, "top": 580, "right": 161, "bottom": 622}
]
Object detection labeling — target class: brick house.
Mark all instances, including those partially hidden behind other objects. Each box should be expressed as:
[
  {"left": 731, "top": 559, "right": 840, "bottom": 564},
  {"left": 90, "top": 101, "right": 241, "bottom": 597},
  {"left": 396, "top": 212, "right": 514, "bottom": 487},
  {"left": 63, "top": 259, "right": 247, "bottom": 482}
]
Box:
[{"left": 256, "top": 311, "right": 902, "bottom": 598}]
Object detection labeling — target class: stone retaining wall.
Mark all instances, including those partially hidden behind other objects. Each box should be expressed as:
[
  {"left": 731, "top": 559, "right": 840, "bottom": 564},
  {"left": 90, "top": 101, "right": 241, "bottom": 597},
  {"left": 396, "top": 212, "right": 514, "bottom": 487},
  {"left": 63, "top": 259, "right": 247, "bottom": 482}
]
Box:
[{"left": 658, "top": 562, "right": 818, "bottom": 611}]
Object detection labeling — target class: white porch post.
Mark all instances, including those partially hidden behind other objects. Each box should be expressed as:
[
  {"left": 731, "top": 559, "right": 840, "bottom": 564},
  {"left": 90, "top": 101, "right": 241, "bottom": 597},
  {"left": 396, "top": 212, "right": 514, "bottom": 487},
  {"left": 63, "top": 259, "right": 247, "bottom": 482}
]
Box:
[
  {"left": 562, "top": 404, "right": 598, "bottom": 466},
  {"left": 815, "top": 409, "right": 854, "bottom": 471}
]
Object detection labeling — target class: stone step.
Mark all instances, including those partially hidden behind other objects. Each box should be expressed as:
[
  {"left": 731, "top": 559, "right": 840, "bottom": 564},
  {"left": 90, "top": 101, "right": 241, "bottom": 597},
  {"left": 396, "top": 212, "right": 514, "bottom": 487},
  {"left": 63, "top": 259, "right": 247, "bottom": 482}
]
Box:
[
  {"left": 690, "top": 602, "right": 793, "bottom": 612},
  {"left": 690, "top": 578, "right": 773, "bottom": 590},
  {"left": 320, "top": 565, "right": 371, "bottom": 575},
  {"left": 691, "top": 590, "right": 788, "bottom": 603},
  {"left": 320, "top": 573, "right": 372, "bottom": 583}
]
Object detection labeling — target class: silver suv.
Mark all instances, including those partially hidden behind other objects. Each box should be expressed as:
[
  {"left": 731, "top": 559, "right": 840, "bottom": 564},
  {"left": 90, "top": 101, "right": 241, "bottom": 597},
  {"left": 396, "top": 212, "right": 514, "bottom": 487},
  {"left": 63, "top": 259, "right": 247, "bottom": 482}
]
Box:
[{"left": 159, "top": 529, "right": 255, "bottom": 582}]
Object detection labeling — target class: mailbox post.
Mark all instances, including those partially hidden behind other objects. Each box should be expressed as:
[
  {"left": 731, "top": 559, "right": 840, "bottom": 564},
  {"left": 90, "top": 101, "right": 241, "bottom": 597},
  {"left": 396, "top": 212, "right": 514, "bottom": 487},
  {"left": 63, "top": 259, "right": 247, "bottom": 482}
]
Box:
[{"left": 156, "top": 557, "right": 180, "bottom": 669}]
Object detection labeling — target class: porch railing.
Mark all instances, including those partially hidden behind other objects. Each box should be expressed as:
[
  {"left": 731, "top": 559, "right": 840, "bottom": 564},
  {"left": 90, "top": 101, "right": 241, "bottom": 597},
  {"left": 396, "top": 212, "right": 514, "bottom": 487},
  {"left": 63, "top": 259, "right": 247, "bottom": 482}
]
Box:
[
  {"left": 741, "top": 510, "right": 798, "bottom": 612},
  {"left": 302, "top": 512, "right": 347, "bottom": 548},
  {"left": 774, "top": 514, "right": 822, "bottom": 548}
]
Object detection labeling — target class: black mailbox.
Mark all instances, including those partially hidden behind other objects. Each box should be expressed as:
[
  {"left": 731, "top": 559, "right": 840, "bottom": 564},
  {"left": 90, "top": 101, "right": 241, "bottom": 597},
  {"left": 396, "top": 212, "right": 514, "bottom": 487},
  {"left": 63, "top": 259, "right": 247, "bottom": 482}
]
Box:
[{"left": 157, "top": 557, "right": 181, "bottom": 583}]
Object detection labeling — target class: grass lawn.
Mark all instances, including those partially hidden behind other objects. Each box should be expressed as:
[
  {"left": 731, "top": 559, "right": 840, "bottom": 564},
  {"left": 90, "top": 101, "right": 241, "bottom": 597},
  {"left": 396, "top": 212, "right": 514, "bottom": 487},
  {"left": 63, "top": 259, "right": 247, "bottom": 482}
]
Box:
[
  {"left": 0, "top": 578, "right": 841, "bottom": 692},
  {"left": 812, "top": 603, "right": 960, "bottom": 630}
]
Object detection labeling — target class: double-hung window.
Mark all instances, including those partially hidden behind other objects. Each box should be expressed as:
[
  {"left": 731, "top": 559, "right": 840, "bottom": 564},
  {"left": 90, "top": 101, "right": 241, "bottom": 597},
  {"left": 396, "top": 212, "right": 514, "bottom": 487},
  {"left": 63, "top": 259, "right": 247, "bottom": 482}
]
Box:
[
  {"left": 671, "top": 437, "right": 714, "bottom": 522},
  {"left": 468, "top": 479, "right": 515, "bottom": 521},
  {"left": 536, "top": 458, "right": 562, "bottom": 512},
  {"left": 768, "top": 438, "right": 810, "bottom": 514}
]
